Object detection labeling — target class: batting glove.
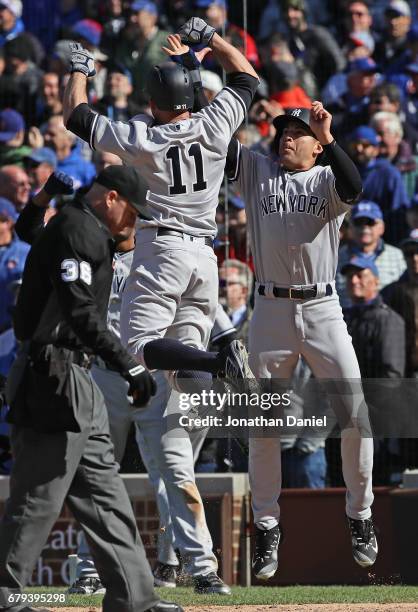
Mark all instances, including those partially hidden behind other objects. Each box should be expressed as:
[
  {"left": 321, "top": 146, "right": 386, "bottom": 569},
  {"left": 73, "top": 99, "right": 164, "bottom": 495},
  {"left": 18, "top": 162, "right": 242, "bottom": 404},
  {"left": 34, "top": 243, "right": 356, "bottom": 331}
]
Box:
[
  {"left": 43, "top": 171, "right": 74, "bottom": 197},
  {"left": 69, "top": 42, "right": 96, "bottom": 77},
  {"left": 178, "top": 17, "right": 216, "bottom": 47},
  {"left": 125, "top": 365, "right": 157, "bottom": 408}
]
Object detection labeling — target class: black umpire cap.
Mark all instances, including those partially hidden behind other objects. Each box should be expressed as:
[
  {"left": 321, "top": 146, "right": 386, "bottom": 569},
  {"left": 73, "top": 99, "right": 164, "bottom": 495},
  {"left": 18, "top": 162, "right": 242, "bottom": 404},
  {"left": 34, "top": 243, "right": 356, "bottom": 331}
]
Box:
[
  {"left": 273, "top": 107, "right": 314, "bottom": 139},
  {"left": 95, "top": 165, "right": 152, "bottom": 220}
]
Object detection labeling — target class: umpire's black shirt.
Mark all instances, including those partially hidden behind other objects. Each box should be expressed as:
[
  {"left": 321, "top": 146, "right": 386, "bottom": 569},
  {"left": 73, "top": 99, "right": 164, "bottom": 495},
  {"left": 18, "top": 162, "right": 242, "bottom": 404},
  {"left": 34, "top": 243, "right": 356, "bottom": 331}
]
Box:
[{"left": 14, "top": 196, "right": 137, "bottom": 374}]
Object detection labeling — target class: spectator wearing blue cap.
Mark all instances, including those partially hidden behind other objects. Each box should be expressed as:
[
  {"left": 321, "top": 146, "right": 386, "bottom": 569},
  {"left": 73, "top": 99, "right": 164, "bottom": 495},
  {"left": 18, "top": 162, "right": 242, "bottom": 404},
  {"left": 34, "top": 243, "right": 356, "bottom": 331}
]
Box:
[
  {"left": 336, "top": 200, "right": 407, "bottom": 306},
  {"left": 0, "top": 196, "right": 29, "bottom": 334},
  {"left": 24, "top": 147, "right": 57, "bottom": 196},
  {"left": 346, "top": 125, "right": 410, "bottom": 244},
  {"left": 326, "top": 57, "right": 379, "bottom": 138},
  {"left": 0, "top": 108, "right": 31, "bottom": 168},
  {"left": 342, "top": 255, "right": 405, "bottom": 377},
  {"left": 94, "top": 62, "right": 143, "bottom": 122},
  {"left": 342, "top": 254, "right": 406, "bottom": 485},
  {"left": 113, "top": 1, "right": 169, "bottom": 105}
]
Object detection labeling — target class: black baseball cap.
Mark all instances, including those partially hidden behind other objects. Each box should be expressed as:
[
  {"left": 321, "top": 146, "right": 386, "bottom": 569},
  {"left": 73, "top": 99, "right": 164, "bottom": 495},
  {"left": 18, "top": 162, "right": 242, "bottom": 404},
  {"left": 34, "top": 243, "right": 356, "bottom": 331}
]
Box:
[
  {"left": 273, "top": 107, "right": 313, "bottom": 139},
  {"left": 95, "top": 165, "right": 151, "bottom": 220}
]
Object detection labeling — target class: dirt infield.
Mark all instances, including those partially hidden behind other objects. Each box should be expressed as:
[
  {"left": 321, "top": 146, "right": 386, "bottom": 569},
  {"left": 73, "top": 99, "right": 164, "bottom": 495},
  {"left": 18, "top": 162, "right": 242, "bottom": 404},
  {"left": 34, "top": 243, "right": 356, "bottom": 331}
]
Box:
[{"left": 51, "top": 606, "right": 418, "bottom": 612}]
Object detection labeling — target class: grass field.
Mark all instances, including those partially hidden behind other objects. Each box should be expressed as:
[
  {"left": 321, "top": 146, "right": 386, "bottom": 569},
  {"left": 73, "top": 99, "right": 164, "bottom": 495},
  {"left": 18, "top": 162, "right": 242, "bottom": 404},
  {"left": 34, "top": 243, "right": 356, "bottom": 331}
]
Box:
[{"left": 26, "top": 585, "right": 418, "bottom": 607}]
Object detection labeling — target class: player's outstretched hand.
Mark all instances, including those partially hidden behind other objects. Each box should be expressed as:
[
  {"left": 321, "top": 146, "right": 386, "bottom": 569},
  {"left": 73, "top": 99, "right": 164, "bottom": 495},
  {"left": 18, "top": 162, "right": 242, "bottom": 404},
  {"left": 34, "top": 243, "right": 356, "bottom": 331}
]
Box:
[
  {"left": 69, "top": 42, "right": 96, "bottom": 77},
  {"left": 309, "top": 101, "right": 333, "bottom": 145},
  {"left": 43, "top": 171, "right": 74, "bottom": 197},
  {"left": 163, "top": 34, "right": 211, "bottom": 69},
  {"left": 178, "top": 17, "right": 216, "bottom": 47},
  {"left": 125, "top": 365, "right": 157, "bottom": 408}
]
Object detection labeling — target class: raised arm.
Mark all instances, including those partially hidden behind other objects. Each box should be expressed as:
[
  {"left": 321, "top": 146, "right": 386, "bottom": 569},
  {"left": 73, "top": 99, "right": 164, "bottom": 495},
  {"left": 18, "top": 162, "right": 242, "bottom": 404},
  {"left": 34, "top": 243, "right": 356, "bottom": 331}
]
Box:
[
  {"left": 178, "top": 17, "right": 258, "bottom": 80},
  {"left": 15, "top": 172, "right": 74, "bottom": 244},
  {"left": 309, "top": 101, "right": 362, "bottom": 204},
  {"left": 62, "top": 43, "right": 95, "bottom": 126}
]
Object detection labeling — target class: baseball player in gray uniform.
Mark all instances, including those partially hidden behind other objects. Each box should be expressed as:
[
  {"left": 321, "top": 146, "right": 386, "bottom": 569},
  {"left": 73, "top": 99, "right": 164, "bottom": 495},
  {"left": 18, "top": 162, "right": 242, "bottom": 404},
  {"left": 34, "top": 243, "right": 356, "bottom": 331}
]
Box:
[
  {"left": 63, "top": 19, "right": 259, "bottom": 400},
  {"left": 71, "top": 230, "right": 234, "bottom": 595},
  {"left": 226, "top": 103, "right": 377, "bottom": 579}
]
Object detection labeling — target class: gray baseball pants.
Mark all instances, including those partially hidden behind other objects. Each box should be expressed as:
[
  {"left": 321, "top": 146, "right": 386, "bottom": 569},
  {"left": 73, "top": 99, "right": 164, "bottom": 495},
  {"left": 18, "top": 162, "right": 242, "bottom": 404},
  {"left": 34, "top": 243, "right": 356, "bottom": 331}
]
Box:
[
  {"left": 0, "top": 364, "right": 158, "bottom": 612},
  {"left": 248, "top": 291, "right": 374, "bottom": 529},
  {"left": 76, "top": 367, "right": 217, "bottom": 579},
  {"left": 120, "top": 228, "right": 219, "bottom": 366}
]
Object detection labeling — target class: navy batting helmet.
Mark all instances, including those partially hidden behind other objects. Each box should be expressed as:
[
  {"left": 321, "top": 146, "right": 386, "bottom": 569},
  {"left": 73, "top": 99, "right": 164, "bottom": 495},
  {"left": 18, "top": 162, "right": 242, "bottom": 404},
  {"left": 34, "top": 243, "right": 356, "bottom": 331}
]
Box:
[
  {"left": 146, "top": 61, "right": 194, "bottom": 111},
  {"left": 273, "top": 108, "right": 313, "bottom": 140}
]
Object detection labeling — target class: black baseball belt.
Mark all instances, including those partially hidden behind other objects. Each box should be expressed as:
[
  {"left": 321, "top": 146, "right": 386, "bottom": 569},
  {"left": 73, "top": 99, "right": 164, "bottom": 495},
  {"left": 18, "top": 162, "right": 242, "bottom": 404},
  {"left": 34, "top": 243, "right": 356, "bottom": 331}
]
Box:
[
  {"left": 157, "top": 227, "right": 213, "bottom": 247},
  {"left": 258, "top": 283, "right": 333, "bottom": 300}
]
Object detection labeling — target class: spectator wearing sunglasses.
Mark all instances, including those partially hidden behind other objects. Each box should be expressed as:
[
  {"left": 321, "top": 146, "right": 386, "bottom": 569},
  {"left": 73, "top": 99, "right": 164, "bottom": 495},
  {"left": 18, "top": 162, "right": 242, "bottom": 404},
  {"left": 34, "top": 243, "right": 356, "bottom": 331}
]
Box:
[
  {"left": 218, "top": 259, "right": 253, "bottom": 350},
  {"left": 336, "top": 200, "right": 406, "bottom": 306}
]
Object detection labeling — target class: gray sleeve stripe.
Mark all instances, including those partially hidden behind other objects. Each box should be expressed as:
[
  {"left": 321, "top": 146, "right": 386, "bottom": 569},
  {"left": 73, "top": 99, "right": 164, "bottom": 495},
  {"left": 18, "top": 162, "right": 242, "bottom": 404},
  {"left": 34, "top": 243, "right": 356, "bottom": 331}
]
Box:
[
  {"left": 89, "top": 113, "right": 99, "bottom": 151},
  {"left": 224, "top": 87, "right": 246, "bottom": 118},
  {"left": 231, "top": 141, "right": 241, "bottom": 181}
]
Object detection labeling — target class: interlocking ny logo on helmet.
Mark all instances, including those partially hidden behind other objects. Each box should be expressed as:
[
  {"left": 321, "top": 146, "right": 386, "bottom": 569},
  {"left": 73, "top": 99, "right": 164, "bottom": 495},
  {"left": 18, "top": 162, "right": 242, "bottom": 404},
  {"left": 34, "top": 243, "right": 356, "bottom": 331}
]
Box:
[
  {"left": 291, "top": 109, "right": 302, "bottom": 117},
  {"left": 146, "top": 62, "right": 194, "bottom": 112}
]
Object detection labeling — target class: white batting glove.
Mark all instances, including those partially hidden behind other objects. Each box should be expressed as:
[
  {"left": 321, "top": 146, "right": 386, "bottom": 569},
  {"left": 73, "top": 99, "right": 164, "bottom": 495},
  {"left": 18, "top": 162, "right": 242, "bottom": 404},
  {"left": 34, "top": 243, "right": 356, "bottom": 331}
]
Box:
[
  {"left": 178, "top": 17, "right": 216, "bottom": 47},
  {"left": 69, "top": 42, "right": 96, "bottom": 77}
]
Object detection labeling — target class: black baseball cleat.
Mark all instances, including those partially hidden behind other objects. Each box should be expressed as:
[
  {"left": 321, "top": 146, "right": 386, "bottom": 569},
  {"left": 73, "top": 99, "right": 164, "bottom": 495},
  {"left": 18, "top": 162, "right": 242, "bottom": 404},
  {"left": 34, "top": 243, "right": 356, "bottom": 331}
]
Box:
[
  {"left": 218, "top": 340, "right": 258, "bottom": 393},
  {"left": 68, "top": 575, "right": 106, "bottom": 594},
  {"left": 252, "top": 523, "right": 282, "bottom": 581},
  {"left": 146, "top": 602, "right": 184, "bottom": 612},
  {"left": 347, "top": 515, "right": 378, "bottom": 567},
  {"left": 153, "top": 561, "right": 177, "bottom": 588},
  {"left": 193, "top": 572, "right": 232, "bottom": 595}
]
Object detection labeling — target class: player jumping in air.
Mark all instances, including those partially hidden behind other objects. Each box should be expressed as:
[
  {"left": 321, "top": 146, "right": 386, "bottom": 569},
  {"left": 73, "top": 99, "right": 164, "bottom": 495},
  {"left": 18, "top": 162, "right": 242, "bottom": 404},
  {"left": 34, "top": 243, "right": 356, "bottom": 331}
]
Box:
[
  {"left": 226, "top": 104, "right": 377, "bottom": 579},
  {"left": 63, "top": 18, "right": 259, "bottom": 399}
]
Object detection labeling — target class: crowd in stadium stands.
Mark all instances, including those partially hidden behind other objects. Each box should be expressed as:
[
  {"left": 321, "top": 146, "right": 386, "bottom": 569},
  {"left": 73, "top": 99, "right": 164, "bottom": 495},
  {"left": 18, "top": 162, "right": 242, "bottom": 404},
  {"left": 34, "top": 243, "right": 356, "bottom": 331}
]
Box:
[{"left": 1, "top": 0, "right": 418, "bottom": 487}]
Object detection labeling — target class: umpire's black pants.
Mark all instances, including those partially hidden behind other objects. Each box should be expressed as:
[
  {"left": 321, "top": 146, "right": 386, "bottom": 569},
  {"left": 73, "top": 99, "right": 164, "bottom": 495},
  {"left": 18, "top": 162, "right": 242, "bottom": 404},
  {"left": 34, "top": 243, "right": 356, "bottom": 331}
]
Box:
[{"left": 0, "top": 364, "right": 159, "bottom": 612}]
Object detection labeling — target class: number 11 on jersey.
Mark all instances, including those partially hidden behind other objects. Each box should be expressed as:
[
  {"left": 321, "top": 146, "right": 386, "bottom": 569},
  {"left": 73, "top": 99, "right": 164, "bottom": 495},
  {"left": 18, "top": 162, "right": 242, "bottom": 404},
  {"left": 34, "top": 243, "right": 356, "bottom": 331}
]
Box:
[{"left": 166, "top": 143, "right": 207, "bottom": 195}]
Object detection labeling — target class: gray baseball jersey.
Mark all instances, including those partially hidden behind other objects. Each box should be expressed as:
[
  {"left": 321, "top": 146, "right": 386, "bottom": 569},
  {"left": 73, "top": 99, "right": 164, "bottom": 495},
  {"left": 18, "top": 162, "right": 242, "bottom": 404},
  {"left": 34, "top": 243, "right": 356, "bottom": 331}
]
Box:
[
  {"left": 90, "top": 88, "right": 247, "bottom": 237},
  {"left": 231, "top": 143, "right": 351, "bottom": 285},
  {"left": 230, "top": 143, "right": 374, "bottom": 530}
]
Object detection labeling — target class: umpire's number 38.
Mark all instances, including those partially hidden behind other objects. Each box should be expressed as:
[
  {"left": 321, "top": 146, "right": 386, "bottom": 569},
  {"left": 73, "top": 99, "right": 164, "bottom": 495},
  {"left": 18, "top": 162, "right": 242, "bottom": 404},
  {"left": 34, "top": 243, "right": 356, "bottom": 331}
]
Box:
[{"left": 166, "top": 143, "right": 207, "bottom": 195}]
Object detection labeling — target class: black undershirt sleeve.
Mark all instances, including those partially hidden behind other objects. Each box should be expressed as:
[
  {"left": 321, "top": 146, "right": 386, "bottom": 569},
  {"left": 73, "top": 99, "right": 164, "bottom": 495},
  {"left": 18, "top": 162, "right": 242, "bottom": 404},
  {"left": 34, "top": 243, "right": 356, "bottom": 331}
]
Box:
[
  {"left": 225, "top": 138, "right": 240, "bottom": 179},
  {"left": 225, "top": 72, "right": 259, "bottom": 112},
  {"left": 323, "top": 140, "right": 362, "bottom": 204},
  {"left": 66, "top": 103, "right": 98, "bottom": 145}
]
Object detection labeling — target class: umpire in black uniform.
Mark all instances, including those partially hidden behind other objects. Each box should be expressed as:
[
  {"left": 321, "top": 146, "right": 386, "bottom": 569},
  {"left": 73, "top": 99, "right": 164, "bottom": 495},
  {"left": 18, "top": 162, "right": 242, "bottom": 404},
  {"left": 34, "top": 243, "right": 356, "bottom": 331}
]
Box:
[{"left": 0, "top": 167, "right": 183, "bottom": 612}]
